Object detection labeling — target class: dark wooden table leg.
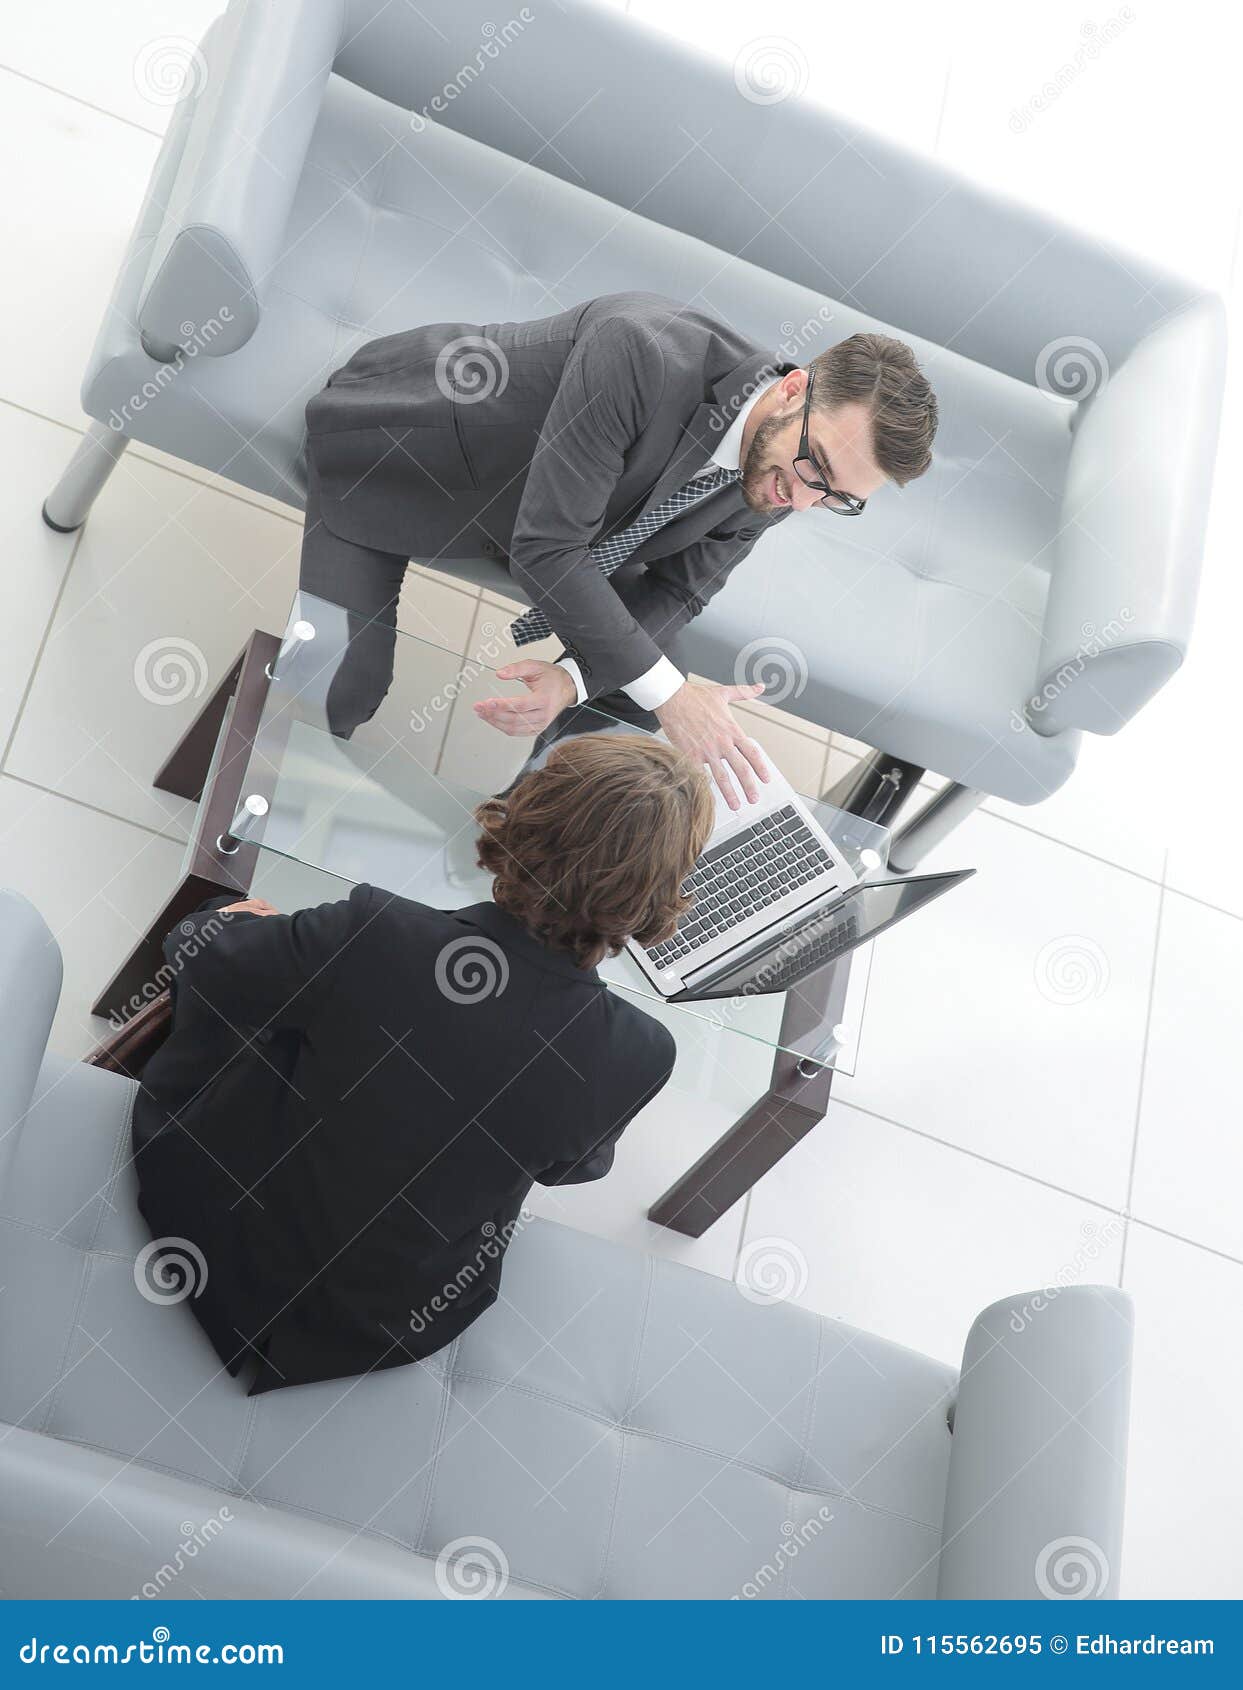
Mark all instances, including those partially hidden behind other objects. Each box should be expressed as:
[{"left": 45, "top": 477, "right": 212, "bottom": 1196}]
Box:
[
  {"left": 152, "top": 648, "right": 248, "bottom": 801},
  {"left": 92, "top": 629, "right": 281, "bottom": 1022},
  {"left": 647, "top": 955, "right": 853, "bottom": 1237}
]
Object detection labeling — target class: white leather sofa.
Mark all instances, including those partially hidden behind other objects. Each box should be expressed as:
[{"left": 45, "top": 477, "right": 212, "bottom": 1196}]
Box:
[
  {"left": 42, "top": 0, "right": 1228, "bottom": 861},
  {"left": 0, "top": 888, "right": 1132, "bottom": 1599}
]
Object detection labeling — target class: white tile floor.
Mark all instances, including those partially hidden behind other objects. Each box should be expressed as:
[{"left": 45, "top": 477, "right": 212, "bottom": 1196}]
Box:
[{"left": 1, "top": 0, "right": 1241, "bottom": 1601}]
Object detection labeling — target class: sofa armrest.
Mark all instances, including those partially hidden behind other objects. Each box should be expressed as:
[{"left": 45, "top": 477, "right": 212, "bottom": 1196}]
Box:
[
  {"left": 0, "top": 891, "right": 62, "bottom": 1193},
  {"left": 1029, "top": 296, "right": 1226, "bottom": 737},
  {"left": 936, "top": 1285, "right": 1133, "bottom": 1600},
  {"left": 137, "top": 0, "right": 346, "bottom": 361}
]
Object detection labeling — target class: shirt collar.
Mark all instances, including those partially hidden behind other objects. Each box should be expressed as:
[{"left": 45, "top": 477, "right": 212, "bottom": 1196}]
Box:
[{"left": 706, "top": 375, "right": 782, "bottom": 474}]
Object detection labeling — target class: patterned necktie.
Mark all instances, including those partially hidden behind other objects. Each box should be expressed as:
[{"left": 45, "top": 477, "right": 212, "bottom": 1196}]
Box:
[{"left": 510, "top": 464, "right": 741, "bottom": 646}]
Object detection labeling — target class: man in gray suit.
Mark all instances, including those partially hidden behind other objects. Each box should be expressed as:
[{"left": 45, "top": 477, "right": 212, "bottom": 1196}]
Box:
[{"left": 300, "top": 291, "right": 937, "bottom": 806}]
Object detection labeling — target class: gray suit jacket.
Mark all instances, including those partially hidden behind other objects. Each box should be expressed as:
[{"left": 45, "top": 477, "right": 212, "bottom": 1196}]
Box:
[{"left": 304, "top": 291, "right": 794, "bottom": 699}]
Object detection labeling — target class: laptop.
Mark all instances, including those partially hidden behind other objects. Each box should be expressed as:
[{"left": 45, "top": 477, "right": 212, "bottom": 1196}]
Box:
[{"left": 626, "top": 751, "right": 973, "bottom": 1002}]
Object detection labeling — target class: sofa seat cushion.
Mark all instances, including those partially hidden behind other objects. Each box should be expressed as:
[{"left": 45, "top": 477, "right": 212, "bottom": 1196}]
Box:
[{"left": 0, "top": 1054, "right": 956, "bottom": 1598}]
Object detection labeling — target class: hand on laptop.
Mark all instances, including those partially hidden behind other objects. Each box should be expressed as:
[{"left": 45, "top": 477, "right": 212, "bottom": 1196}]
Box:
[
  {"left": 473, "top": 660, "right": 577, "bottom": 735},
  {"left": 656, "top": 679, "right": 770, "bottom": 810}
]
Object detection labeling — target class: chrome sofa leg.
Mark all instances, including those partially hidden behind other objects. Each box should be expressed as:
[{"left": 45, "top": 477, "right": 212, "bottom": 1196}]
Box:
[
  {"left": 887, "top": 781, "right": 984, "bottom": 872},
  {"left": 822, "top": 748, "right": 925, "bottom": 828},
  {"left": 42, "top": 420, "right": 129, "bottom": 533}
]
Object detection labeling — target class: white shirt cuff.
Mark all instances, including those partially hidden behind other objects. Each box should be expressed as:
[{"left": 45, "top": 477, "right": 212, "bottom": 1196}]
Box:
[
  {"left": 623, "top": 655, "right": 685, "bottom": 713},
  {"left": 556, "top": 657, "right": 588, "bottom": 706}
]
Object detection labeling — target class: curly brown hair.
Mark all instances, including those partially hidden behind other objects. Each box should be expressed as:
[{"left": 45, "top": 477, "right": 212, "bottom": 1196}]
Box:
[{"left": 475, "top": 735, "right": 715, "bottom": 970}]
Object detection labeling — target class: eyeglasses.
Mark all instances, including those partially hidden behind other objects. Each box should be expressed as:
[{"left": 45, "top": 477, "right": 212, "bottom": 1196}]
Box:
[{"left": 792, "top": 371, "right": 867, "bottom": 515}]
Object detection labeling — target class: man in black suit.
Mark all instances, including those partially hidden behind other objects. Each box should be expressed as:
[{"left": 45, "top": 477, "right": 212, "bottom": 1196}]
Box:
[
  {"left": 300, "top": 290, "right": 937, "bottom": 807},
  {"left": 131, "top": 735, "right": 713, "bottom": 1395}
]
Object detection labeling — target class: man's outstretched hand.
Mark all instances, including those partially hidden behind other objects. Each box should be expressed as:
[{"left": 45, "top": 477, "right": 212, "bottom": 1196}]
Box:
[
  {"left": 472, "top": 663, "right": 769, "bottom": 810},
  {"left": 656, "top": 679, "right": 769, "bottom": 809},
  {"left": 473, "top": 659, "right": 577, "bottom": 737}
]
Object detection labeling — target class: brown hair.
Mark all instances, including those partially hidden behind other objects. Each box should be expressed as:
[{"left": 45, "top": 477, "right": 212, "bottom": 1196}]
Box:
[
  {"left": 808, "top": 332, "right": 938, "bottom": 487},
  {"left": 475, "top": 736, "right": 715, "bottom": 970}
]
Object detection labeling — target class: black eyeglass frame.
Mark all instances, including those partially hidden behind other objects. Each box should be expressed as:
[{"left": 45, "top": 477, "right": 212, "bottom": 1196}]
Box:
[{"left": 792, "top": 371, "right": 868, "bottom": 515}]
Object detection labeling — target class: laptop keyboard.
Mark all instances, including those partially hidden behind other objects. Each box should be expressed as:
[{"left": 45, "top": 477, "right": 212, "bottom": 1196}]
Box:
[
  {"left": 734, "top": 909, "right": 861, "bottom": 992},
  {"left": 643, "top": 803, "right": 840, "bottom": 971}
]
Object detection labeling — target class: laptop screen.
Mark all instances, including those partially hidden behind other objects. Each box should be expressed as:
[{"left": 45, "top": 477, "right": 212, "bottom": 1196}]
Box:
[{"left": 678, "top": 869, "right": 975, "bottom": 1002}]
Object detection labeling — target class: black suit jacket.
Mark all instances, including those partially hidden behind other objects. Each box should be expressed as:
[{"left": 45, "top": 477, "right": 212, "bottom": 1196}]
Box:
[
  {"left": 131, "top": 887, "right": 675, "bottom": 1394},
  {"left": 304, "top": 290, "right": 794, "bottom": 698}
]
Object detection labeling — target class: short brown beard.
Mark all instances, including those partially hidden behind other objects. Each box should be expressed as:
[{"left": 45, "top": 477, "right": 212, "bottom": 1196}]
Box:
[{"left": 738, "top": 406, "right": 797, "bottom": 514}]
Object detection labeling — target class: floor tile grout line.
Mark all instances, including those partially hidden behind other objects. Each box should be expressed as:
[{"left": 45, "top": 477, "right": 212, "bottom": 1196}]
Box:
[
  {"left": 830, "top": 1091, "right": 1243, "bottom": 1271},
  {"left": 1119, "top": 850, "right": 1169, "bottom": 1286},
  {"left": 0, "top": 771, "right": 189, "bottom": 848},
  {"left": 1153, "top": 879, "right": 1243, "bottom": 928},
  {"left": 0, "top": 524, "right": 85, "bottom": 772},
  {"left": 974, "top": 803, "right": 1167, "bottom": 888},
  {"left": 1127, "top": 1213, "right": 1243, "bottom": 1272},
  {"left": 0, "top": 60, "right": 165, "bottom": 140}
]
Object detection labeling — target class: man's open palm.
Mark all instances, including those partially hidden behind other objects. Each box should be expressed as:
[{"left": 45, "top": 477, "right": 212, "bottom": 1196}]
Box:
[{"left": 473, "top": 659, "right": 577, "bottom": 736}]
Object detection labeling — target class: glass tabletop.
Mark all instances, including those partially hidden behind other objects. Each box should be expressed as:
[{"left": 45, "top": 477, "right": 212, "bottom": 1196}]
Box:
[{"left": 209, "top": 591, "right": 890, "bottom": 1071}]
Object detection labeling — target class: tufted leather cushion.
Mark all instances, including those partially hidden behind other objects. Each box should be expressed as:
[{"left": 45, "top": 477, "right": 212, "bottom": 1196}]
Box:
[{"left": 0, "top": 1052, "right": 955, "bottom": 1599}]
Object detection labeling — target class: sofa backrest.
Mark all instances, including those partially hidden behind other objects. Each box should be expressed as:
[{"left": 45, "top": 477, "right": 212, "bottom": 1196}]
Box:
[{"left": 334, "top": 0, "right": 1199, "bottom": 386}]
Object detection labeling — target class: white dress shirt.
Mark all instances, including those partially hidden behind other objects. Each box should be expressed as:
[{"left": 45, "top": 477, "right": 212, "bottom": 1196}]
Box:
[{"left": 556, "top": 376, "right": 779, "bottom": 711}]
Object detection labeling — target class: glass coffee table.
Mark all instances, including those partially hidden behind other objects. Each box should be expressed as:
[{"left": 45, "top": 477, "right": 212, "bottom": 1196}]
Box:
[{"left": 96, "top": 592, "right": 890, "bottom": 1237}]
